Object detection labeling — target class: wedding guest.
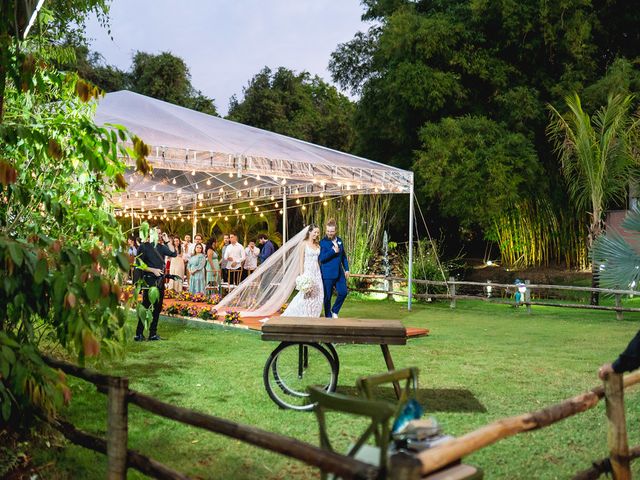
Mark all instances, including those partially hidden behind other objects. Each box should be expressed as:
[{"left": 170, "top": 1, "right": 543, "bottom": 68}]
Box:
[
  {"left": 188, "top": 243, "right": 207, "bottom": 294},
  {"left": 220, "top": 233, "right": 230, "bottom": 282},
  {"left": 243, "top": 240, "right": 260, "bottom": 279},
  {"left": 182, "top": 234, "right": 192, "bottom": 264},
  {"left": 134, "top": 228, "right": 176, "bottom": 341},
  {"left": 168, "top": 236, "right": 185, "bottom": 291},
  {"left": 127, "top": 235, "right": 138, "bottom": 258},
  {"left": 258, "top": 233, "right": 275, "bottom": 264},
  {"left": 225, "top": 233, "right": 245, "bottom": 285},
  {"left": 205, "top": 236, "right": 221, "bottom": 290},
  {"left": 190, "top": 233, "right": 203, "bottom": 256}
]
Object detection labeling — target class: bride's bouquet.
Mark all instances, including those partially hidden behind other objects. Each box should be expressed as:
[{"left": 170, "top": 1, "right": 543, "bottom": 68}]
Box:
[{"left": 295, "top": 274, "right": 314, "bottom": 293}]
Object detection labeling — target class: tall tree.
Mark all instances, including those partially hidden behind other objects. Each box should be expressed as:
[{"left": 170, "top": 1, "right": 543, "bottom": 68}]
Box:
[
  {"left": 547, "top": 93, "right": 639, "bottom": 304},
  {"left": 129, "top": 51, "right": 218, "bottom": 116},
  {"left": 329, "top": 0, "right": 640, "bottom": 250},
  {"left": 228, "top": 67, "right": 354, "bottom": 152}
]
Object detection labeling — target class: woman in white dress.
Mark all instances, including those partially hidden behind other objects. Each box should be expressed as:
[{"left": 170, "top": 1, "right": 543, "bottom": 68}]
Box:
[{"left": 281, "top": 224, "right": 324, "bottom": 317}]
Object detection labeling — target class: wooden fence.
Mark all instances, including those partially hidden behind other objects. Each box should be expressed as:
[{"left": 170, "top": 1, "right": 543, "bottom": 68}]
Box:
[
  {"left": 350, "top": 274, "right": 640, "bottom": 320},
  {"left": 42, "top": 355, "right": 378, "bottom": 480}
]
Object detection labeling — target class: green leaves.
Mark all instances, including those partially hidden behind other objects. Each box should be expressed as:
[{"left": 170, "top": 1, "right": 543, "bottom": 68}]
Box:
[
  {"left": 148, "top": 286, "right": 160, "bottom": 305},
  {"left": 115, "top": 251, "right": 130, "bottom": 271}
]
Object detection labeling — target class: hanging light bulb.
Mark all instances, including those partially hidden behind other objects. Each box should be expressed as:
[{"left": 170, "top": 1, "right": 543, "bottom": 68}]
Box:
[
  {"left": 134, "top": 192, "right": 139, "bottom": 197},
  {"left": 235, "top": 209, "right": 239, "bottom": 214},
  {"left": 179, "top": 206, "right": 184, "bottom": 211},
  {"left": 346, "top": 195, "right": 351, "bottom": 201},
  {"left": 164, "top": 208, "right": 168, "bottom": 213},
  {"left": 281, "top": 178, "right": 286, "bottom": 185},
  {"left": 199, "top": 201, "right": 203, "bottom": 207},
  {"left": 224, "top": 216, "right": 229, "bottom": 221},
  {"left": 228, "top": 172, "right": 234, "bottom": 178},
  {"left": 195, "top": 184, "right": 199, "bottom": 189},
  {"left": 323, "top": 201, "right": 328, "bottom": 206},
  {"left": 255, "top": 207, "right": 259, "bottom": 212},
  {"left": 301, "top": 205, "right": 306, "bottom": 211},
  {"left": 219, "top": 197, "right": 223, "bottom": 202},
  {"left": 295, "top": 188, "right": 299, "bottom": 194},
  {"left": 172, "top": 178, "right": 177, "bottom": 185},
  {"left": 253, "top": 187, "right": 258, "bottom": 193},
  {"left": 152, "top": 185, "right": 156, "bottom": 191},
  {"left": 260, "top": 212, "right": 264, "bottom": 217},
  {"left": 208, "top": 217, "right": 212, "bottom": 222},
  {"left": 210, "top": 207, "right": 214, "bottom": 213},
  {"left": 191, "top": 169, "right": 196, "bottom": 176},
  {"left": 242, "top": 214, "right": 246, "bottom": 220},
  {"left": 178, "top": 198, "right": 182, "bottom": 204},
  {"left": 270, "top": 195, "right": 275, "bottom": 201},
  {"left": 244, "top": 179, "right": 248, "bottom": 186},
  {"left": 173, "top": 215, "right": 177, "bottom": 220},
  {"left": 256, "top": 174, "right": 261, "bottom": 180},
  {"left": 177, "top": 188, "right": 182, "bottom": 195},
  {"left": 274, "top": 202, "right": 279, "bottom": 208},
  {"left": 279, "top": 210, "right": 283, "bottom": 214},
  {"left": 228, "top": 204, "right": 233, "bottom": 210},
  {"left": 320, "top": 193, "right": 324, "bottom": 198},
  {"left": 296, "top": 199, "right": 301, "bottom": 204},
  {"left": 219, "top": 187, "right": 224, "bottom": 193},
  {"left": 206, "top": 179, "right": 211, "bottom": 186},
  {"left": 250, "top": 200, "right": 254, "bottom": 206},
  {"left": 218, "top": 213, "right": 222, "bottom": 217}
]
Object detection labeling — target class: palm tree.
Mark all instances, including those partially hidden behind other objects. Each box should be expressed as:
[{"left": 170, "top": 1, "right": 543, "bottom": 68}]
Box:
[{"left": 547, "top": 93, "right": 638, "bottom": 304}]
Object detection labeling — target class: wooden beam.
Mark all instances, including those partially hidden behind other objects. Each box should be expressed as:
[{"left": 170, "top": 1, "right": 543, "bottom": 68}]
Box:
[
  {"left": 604, "top": 373, "right": 631, "bottom": 479},
  {"left": 572, "top": 445, "right": 640, "bottom": 480},
  {"left": 107, "top": 377, "right": 129, "bottom": 480},
  {"left": 416, "top": 371, "right": 640, "bottom": 475},
  {"left": 127, "top": 390, "right": 378, "bottom": 480}
]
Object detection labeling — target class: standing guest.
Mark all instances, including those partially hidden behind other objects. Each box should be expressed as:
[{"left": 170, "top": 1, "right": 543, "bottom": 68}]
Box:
[
  {"left": 205, "top": 237, "right": 221, "bottom": 290},
  {"left": 127, "top": 235, "right": 138, "bottom": 258},
  {"left": 599, "top": 330, "right": 640, "bottom": 380},
  {"left": 190, "top": 233, "right": 203, "bottom": 256},
  {"left": 134, "top": 226, "right": 176, "bottom": 341},
  {"left": 182, "top": 234, "right": 192, "bottom": 261},
  {"left": 168, "top": 236, "right": 185, "bottom": 291},
  {"left": 258, "top": 233, "right": 276, "bottom": 264},
  {"left": 224, "top": 233, "right": 245, "bottom": 285},
  {"left": 220, "top": 233, "right": 230, "bottom": 282},
  {"left": 243, "top": 240, "right": 260, "bottom": 279},
  {"left": 188, "top": 243, "right": 207, "bottom": 294}
]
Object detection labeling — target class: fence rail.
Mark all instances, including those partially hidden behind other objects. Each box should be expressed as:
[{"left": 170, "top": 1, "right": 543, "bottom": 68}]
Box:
[
  {"left": 349, "top": 274, "right": 639, "bottom": 319},
  {"left": 43, "top": 355, "right": 378, "bottom": 480}
]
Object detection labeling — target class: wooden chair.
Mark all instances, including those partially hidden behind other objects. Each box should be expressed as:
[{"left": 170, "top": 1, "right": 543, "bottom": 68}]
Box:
[
  {"left": 308, "top": 386, "right": 395, "bottom": 479},
  {"left": 357, "top": 367, "right": 419, "bottom": 417}
]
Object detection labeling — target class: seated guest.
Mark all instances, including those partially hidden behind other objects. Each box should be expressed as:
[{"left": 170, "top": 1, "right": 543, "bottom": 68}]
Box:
[
  {"left": 258, "top": 233, "right": 276, "bottom": 264},
  {"left": 243, "top": 240, "right": 260, "bottom": 279},
  {"left": 188, "top": 243, "right": 207, "bottom": 294},
  {"left": 225, "top": 233, "right": 245, "bottom": 285}
]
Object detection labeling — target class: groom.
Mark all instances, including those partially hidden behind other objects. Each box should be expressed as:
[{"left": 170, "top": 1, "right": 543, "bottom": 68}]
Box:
[{"left": 319, "top": 218, "right": 349, "bottom": 318}]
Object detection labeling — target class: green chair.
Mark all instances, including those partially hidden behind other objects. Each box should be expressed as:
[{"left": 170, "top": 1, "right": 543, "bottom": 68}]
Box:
[
  {"left": 357, "top": 367, "right": 420, "bottom": 431},
  {"left": 309, "top": 386, "right": 395, "bottom": 479}
]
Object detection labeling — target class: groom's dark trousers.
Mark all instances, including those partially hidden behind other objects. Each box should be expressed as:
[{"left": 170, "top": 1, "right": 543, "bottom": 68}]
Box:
[{"left": 319, "top": 236, "right": 350, "bottom": 318}]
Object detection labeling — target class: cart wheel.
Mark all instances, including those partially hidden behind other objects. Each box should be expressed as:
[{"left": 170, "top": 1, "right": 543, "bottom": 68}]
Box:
[
  {"left": 263, "top": 342, "right": 338, "bottom": 411},
  {"left": 322, "top": 343, "right": 340, "bottom": 378}
]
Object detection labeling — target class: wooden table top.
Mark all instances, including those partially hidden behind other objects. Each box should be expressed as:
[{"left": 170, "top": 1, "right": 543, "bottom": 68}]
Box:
[{"left": 261, "top": 317, "right": 407, "bottom": 345}]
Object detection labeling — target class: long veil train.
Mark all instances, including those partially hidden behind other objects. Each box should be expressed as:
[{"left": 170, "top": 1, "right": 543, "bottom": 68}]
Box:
[{"left": 216, "top": 227, "right": 308, "bottom": 317}]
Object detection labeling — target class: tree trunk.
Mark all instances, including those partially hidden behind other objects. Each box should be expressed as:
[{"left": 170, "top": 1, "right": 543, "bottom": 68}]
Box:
[{"left": 589, "top": 217, "right": 602, "bottom": 306}]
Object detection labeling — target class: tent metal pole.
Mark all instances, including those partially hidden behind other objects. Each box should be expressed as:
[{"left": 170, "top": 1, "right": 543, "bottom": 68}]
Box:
[
  {"left": 192, "top": 211, "right": 197, "bottom": 239},
  {"left": 408, "top": 180, "right": 414, "bottom": 311},
  {"left": 282, "top": 191, "right": 287, "bottom": 243}
]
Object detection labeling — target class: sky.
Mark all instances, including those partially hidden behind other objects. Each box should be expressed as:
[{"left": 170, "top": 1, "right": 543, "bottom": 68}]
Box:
[{"left": 83, "top": 1, "right": 369, "bottom": 115}]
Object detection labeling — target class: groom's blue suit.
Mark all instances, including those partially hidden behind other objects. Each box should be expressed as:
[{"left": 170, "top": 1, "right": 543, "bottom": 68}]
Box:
[{"left": 319, "top": 236, "right": 349, "bottom": 318}]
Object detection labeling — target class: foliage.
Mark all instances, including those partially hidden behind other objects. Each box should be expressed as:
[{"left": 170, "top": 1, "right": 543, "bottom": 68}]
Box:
[
  {"left": 401, "top": 238, "right": 458, "bottom": 295},
  {"left": 303, "top": 195, "right": 390, "bottom": 275},
  {"left": 489, "top": 199, "right": 588, "bottom": 270},
  {"left": 329, "top": 0, "right": 640, "bottom": 247},
  {"left": 0, "top": 2, "right": 152, "bottom": 426},
  {"left": 593, "top": 206, "right": 640, "bottom": 290},
  {"left": 414, "top": 115, "right": 540, "bottom": 231},
  {"left": 547, "top": 93, "right": 639, "bottom": 302},
  {"left": 224, "top": 310, "right": 240, "bottom": 325},
  {"left": 228, "top": 66, "right": 355, "bottom": 152}
]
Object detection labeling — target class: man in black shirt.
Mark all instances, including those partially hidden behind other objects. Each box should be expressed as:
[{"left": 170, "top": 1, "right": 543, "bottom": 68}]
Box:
[
  {"left": 599, "top": 330, "right": 640, "bottom": 379},
  {"left": 134, "top": 230, "right": 176, "bottom": 341}
]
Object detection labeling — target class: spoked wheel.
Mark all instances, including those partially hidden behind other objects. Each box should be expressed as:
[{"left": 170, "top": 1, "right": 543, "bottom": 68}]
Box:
[
  {"left": 263, "top": 342, "right": 338, "bottom": 411},
  {"left": 322, "top": 343, "right": 340, "bottom": 377}
]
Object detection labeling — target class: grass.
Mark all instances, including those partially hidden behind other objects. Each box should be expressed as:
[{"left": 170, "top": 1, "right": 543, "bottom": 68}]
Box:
[{"left": 33, "top": 298, "right": 640, "bottom": 479}]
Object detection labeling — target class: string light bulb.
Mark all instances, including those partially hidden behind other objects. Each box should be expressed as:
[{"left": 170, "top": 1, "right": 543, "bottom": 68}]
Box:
[
  {"left": 244, "top": 179, "right": 248, "bottom": 186},
  {"left": 206, "top": 179, "right": 211, "bottom": 186},
  {"left": 224, "top": 216, "right": 229, "bottom": 221},
  {"left": 270, "top": 196, "right": 275, "bottom": 201},
  {"left": 255, "top": 207, "right": 259, "bottom": 212},
  {"left": 296, "top": 199, "right": 301, "bottom": 204},
  {"left": 242, "top": 214, "right": 246, "bottom": 220},
  {"left": 260, "top": 212, "right": 264, "bottom": 217},
  {"left": 274, "top": 202, "right": 279, "bottom": 208},
  {"left": 250, "top": 200, "right": 254, "bottom": 206},
  {"left": 323, "top": 201, "right": 328, "bottom": 206},
  {"left": 191, "top": 170, "right": 196, "bottom": 176},
  {"left": 172, "top": 178, "right": 177, "bottom": 185}
]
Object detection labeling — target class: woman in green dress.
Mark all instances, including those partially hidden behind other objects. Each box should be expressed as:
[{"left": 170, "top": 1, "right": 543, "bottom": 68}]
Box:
[
  {"left": 188, "top": 243, "right": 207, "bottom": 294},
  {"left": 205, "top": 237, "right": 221, "bottom": 292}
]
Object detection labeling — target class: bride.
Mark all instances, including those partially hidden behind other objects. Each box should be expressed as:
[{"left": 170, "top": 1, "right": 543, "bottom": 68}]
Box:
[
  {"left": 281, "top": 224, "right": 323, "bottom": 317},
  {"left": 216, "top": 224, "right": 324, "bottom": 318}
]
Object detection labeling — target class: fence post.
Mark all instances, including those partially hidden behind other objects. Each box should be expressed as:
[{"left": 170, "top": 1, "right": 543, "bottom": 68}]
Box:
[
  {"left": 604, "top": 373, "right": 631, "bottom": 480},
  {"left": 615, "top": 294, "right": 623, "bottom": 321},
  {"left": 449, "top": 277, "right": 456, "bottom": 309},
  {"left": 107, "top": 376, "right": 129, "bottom": 480},
  {"left": 525, "top": 280, "right": 531, "bottom": 314}
]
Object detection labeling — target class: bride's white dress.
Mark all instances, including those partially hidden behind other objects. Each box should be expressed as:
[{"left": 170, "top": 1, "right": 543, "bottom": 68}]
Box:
[{"left": 281, "top": 245, "right": 324, "bottom": 317}]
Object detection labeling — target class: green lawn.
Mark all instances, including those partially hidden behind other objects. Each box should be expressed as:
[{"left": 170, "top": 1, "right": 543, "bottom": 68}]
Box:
[{"left": 36, "top": 298, "right": 640, "bottom": 479}]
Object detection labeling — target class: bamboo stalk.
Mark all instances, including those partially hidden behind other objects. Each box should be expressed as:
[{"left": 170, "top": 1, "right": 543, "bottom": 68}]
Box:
[{"left": 417, "top": 372, "right": 640, "bottom": 475}]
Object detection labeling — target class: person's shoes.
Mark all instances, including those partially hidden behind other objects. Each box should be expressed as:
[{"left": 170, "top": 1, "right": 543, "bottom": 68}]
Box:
[
  {"left": 332, "top": 313, "right": 339, "bottom": 319},
  {"left": 134, "top": 334, "right": 145, "bottom": 342},
  {"left": 148, "top": 334, "right": 162, "bottom": 341}
]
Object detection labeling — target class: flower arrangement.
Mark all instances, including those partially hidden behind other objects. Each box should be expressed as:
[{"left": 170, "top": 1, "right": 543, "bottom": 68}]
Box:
[
  {"left": 207, "top": 293, "right": 221, "bottom": 305},
  {"left": 198, "top": 306, "right": 218, "bottom": 320},
  {"left": 164, "top": 303, "right": 182, "bottom": 315},
  {"left": 190, "top": 292, "right": 208, "bottom": 303},
  {"left": 295, "top": 274, "right": 314, "bottom": 293},
  {"left": 224, "top": 310, "right": 241, "bottom": 325},
  {"left": 280, "top": 303, "right": 288, "bottom": 313}
]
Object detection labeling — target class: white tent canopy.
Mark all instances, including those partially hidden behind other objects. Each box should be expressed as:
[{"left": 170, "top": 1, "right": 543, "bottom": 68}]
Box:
[{"left": 95, "top": 90, "right": 416, "bottom": 308}]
